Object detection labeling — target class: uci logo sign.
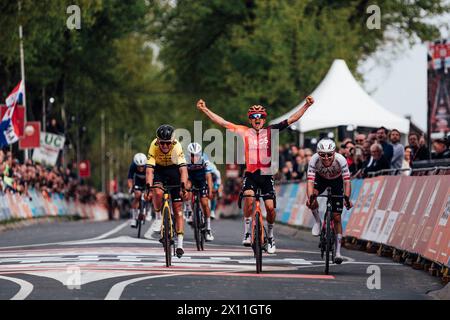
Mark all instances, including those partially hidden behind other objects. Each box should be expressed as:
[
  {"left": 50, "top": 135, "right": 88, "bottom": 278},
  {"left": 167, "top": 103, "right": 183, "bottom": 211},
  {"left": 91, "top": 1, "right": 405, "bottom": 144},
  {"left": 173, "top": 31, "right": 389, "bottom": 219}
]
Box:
[{"left": 42, "top": 133, "right": 65, "bottom": 149}]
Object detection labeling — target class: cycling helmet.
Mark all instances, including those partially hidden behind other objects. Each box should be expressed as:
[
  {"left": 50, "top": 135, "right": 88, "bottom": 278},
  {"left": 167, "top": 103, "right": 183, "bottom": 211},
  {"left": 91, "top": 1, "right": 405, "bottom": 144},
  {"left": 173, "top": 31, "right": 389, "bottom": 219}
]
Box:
[
  {"left": 247, "top": 105, "right": 267, "bottom": 118},
  {"left": 187, "top": 142, "right": 202, "bottom": 155},
  {"left": 317, "top": 139, "right": 336, "bottom": 153},
  {"left": 156, "top": 124, "right": 174, "bottom": 141},
  {"left": 133, "top": 153, "right": 147, "bottom": 166}
]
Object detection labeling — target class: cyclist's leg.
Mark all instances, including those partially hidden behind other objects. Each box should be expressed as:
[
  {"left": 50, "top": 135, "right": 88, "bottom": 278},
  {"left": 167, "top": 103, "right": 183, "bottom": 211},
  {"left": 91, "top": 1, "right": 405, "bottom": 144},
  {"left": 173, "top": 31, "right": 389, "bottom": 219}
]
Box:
[
  {"left": 242, "top": 172, "right": 256, "bottom": 246},
  {"left": 150, "top": 170, "right": 165, "bottom": 232},
  {"left": 310, "top": 177, "right": 325, "bottom": 236},
  {"left": 166, "top": 166, "right": 185, "bottom": 257},
  {"left": 259, "top": 174, "right": 276, "bottom": 253},
  {"left": 130, "top": 188, "right": 140, "bottom": 227},
  {"left": 210, "top": 182, "right": 219, "bottom": 219},
  {"left": 197, "top": 180, "right": 214, "bottom": 241},
  {"left": 331, "top": 178, "right": 344, "bottom": 263}
]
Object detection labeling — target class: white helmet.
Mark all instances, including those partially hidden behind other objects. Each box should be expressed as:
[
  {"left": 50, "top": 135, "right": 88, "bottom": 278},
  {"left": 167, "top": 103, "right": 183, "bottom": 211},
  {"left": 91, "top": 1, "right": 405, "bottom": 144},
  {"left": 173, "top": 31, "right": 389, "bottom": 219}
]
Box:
[
  {"left": 187, "top": 142, "right": 202, "bottom": 155},
  {"left": 133, "top": 153, "right": 147, "bottom": 166},
  {"left": 317, "top": 139, "right": 336, "bottom": 153}
]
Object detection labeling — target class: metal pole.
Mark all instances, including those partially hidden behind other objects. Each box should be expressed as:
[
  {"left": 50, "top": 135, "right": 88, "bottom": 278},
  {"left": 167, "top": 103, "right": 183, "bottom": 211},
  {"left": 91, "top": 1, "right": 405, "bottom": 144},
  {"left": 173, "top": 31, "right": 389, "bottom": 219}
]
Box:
[
  {"left": 18, "top": 0, "right": 28, "bottom": 161},
  {"left": 42, "top": 87, "right": 46, "bottom": 132},
  {"left": 108, "top": 120, "right": 113, "bottom": 193},
  {"left": 76, "top": 114, "right": 80, "bottom": 180},
  {"left": 101, "top": 112, "right": 105, "bottom": 193}
]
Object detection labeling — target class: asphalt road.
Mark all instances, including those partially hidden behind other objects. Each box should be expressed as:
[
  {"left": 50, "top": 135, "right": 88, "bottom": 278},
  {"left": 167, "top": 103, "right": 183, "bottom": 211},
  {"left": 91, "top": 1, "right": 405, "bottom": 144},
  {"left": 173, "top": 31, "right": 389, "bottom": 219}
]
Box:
[{"left": 0, "top": 216, "right": 444, "bottom": 300}]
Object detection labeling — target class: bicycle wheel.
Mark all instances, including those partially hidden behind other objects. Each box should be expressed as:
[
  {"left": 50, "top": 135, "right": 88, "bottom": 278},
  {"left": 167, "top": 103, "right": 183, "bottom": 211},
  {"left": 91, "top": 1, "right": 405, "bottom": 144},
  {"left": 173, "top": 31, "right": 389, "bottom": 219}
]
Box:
[
  {"left": 199, "top": 204, "right": 205, "bottom": 251},
  {"left": 137, "top": 201, "right": 142, "bottom": 238},
  {"left": 163, "top": 207, "right": 172, "bottom": 267},
  {"left": 325, "top": 210, "right": 332, "bottom": 275},
  {"left": 137, "top": 218, "right": 142, "bottom": 238},
  {"left": 193, "top": 199, "right": 202, "bottom": 251},
  {"left": 254, "top": 212, "right": 263, "bottom": 273}
]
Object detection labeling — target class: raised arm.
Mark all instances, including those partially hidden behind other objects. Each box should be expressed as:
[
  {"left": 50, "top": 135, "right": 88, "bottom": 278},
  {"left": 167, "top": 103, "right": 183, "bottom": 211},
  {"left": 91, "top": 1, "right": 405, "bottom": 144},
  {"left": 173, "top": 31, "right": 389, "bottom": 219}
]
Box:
[
  {"left": 197, "top": 99, "right": 235, "bottom": 129},
  {"left": 287, "top": 96, "right": 314, "bottom": 126}
]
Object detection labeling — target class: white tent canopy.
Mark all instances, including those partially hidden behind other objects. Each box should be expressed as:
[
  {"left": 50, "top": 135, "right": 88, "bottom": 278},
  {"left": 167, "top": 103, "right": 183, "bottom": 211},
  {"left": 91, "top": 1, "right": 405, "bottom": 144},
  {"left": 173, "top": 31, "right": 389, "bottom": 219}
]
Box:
[{"left": 270, "top": 59, "right": 410, "bottom": 134}]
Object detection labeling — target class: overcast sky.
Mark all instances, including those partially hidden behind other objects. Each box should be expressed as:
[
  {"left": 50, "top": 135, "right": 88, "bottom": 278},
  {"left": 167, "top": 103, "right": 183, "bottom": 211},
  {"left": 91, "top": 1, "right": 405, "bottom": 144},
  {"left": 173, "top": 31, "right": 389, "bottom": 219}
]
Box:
[{"left": 359, "top": 13, "right": 450, "bottom": 131}]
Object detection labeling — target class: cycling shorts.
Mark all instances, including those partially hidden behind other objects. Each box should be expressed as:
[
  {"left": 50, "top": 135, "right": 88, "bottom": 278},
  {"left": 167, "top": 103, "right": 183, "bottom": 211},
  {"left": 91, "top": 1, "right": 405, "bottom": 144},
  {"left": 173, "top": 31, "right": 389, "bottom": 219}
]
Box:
[
  {"left": 154, "top": 165, "right": 182, "bottom": 202},
  {"left": 189, "top": 177, "right": 209, "bottom": 198},
  {"left": 314, "top": 175, "right": 344, "bottom": 213},
  {"left": 242, "top": 170, "right": 275, "bottom": 201}
]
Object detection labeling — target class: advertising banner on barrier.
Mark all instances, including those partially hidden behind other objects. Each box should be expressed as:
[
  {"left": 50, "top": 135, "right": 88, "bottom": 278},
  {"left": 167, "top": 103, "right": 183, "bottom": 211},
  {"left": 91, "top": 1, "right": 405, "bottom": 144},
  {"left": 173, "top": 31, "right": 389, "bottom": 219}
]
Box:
[
  {"left": 425, "top": 187, "right": 450, "bottom": 266},
  {"left": 400, "top": 177, "right": 433, "bottom": 252},
  {"left": 411, "top": 176, "right": 449, "bottom": 256},
  {"left": 344, "top": 177, "right": 385, "bottom": 239}
]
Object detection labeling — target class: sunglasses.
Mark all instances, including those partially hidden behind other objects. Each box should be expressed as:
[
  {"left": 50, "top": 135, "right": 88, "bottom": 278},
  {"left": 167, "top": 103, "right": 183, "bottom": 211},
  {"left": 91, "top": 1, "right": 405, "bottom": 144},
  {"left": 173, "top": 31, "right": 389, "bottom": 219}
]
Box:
[
  {"left": 159, "top": 140, "right": 172, "bottom": 146},
  {"left": 249, "top": 113, "right": 266, "bottom": 120},
  {"left": 355, "top": 139, "right": 364, "bottom": 142},
  {"left": 318, "top": 152, "right": 334, "bottom": 158}
]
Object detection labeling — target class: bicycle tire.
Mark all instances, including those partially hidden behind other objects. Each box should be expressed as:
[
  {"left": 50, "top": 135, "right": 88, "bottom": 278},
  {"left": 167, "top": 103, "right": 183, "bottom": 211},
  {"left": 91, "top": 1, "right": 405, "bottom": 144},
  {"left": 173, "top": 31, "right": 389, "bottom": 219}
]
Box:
[
  {"left": 193, "top": 199, "right": 201, "bottom": 251},
  {"left": 199, "top": 203, "right": 205, "bottom": 251},
  {"left": 325, "top": 209, "right": 331, "bottom": 275},
  {"left": 137, "top": 219, "right": 142, "bottom": 239},
  {"left": 163, "top": 207, "right": 172, "bottom": 267},
  {"left": 254, "top": 212, "right": 263, "bottom": 273}
]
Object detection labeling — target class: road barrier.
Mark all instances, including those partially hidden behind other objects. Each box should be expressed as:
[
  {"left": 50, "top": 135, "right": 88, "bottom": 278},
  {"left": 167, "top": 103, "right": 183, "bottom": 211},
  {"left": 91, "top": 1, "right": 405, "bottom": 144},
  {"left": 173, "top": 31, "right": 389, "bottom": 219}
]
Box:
[
  {"left": 0, "top": 189, "right": 109, "bottom": 223},
  {"left": 225, "top": 175, "right": 450, "bottom": 270}
]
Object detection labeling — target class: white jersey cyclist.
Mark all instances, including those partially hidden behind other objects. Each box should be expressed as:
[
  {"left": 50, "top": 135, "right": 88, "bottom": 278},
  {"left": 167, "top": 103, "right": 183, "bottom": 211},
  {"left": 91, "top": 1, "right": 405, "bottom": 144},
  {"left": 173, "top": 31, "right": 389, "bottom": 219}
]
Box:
[
  {"left": 307, "top": 153, "right": 351, "bottom": 182},
  {"left": 305, "top": 138, "right": 353, "bottom": 265}
]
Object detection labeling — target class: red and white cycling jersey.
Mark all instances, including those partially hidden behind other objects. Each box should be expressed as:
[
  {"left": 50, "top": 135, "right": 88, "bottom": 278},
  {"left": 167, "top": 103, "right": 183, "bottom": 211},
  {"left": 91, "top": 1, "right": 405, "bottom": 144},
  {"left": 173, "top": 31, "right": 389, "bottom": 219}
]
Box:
[{"left": 307, "top": 153, "right": 351, "bottom": 181}]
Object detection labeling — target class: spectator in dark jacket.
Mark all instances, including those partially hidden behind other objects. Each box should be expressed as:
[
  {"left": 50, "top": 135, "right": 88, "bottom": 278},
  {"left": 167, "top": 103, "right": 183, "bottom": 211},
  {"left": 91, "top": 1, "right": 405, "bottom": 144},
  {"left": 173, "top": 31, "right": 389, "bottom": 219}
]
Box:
[
  {"left": 377, "top": 127, "right": 394, "bottom": 165},
  {"left": 361, "top": 143, "right": 390, "bottom": 177},
  {"left": 408, "top": 132, "right": 430, "bottom": 163},
  {"left": 431, "top": 138, "right": 450, "bottom": 159}
]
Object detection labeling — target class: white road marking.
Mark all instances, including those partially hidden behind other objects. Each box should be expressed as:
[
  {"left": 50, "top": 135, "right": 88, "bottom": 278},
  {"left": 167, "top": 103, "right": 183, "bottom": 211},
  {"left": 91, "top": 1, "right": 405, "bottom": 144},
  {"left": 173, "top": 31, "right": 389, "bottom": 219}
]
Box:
[
  {"left": 0, "top": 221, "right": 130, "bottom": 249},
  {"left": 80, "top": 221, "right": 129, "bottom": 241},
  {"left": 105, "top": 274, "right": 183, "bottom": 300},
  {"left": 0, "top": 275, "right": 34, "bottom": 300}
]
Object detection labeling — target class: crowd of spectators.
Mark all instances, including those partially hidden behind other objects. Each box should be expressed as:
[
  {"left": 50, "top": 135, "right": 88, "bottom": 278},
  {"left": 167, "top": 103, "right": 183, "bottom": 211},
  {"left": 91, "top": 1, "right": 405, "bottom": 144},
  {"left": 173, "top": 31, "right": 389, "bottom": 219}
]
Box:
[
  {"left": 0, "top": 149, "right": 98, "bottom": 203},
  {"left": 276, "top": 127, "right": 450, "bottom": 182}
]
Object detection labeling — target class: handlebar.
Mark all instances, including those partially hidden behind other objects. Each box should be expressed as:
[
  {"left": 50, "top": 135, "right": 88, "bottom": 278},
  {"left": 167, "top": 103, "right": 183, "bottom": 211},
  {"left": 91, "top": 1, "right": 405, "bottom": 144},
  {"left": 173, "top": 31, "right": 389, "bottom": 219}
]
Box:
[{"left": 147, "top": 184, "right": 184, "bottom": 193}]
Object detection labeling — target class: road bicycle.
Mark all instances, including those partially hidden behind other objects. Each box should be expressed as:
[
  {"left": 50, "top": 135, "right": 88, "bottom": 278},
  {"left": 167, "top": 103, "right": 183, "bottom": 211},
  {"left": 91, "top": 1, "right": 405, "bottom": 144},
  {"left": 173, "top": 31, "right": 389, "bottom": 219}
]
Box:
[
  {"left": 314, "top": 187, "right": 345, "bottom": 275},
  {"left": 187, "top": 186, "right": 206, "bottom": 251},
  {"left": 135, "top": 191, "right": 148, "bottom": 239},
  {"left": 148, "top": 185, "right": 181, "bottom": 267},
  {"left": 239, "top": 189, "right": 272, "bottom": 273}
]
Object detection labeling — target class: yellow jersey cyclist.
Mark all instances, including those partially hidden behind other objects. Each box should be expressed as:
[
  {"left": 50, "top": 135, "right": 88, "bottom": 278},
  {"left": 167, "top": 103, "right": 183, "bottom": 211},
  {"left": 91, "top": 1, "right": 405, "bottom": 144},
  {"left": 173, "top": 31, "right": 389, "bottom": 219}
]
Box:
[
  {"left": 146, "top": 124, "right": 189, "bottom": 258},
  {"left": 184, "top": 142, "right": 215, "bottom": 242},
  {"left": 306, "top": 139, "right": 353, "bottom": 264}
]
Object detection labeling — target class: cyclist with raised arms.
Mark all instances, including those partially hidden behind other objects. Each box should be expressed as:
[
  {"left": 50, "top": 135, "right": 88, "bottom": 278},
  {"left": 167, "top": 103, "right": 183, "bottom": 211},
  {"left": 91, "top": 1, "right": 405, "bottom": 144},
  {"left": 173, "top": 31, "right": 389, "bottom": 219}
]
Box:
[
  {"left": 306, "top": 139, "right": 353, "bottom": 264},
  {"left": 128, "top": 153, "right": 150, "bottom": 228},
  {"left": 184, "top": 142, "right": 215, "bottom": 242},
  {"left": 197, "top": 97, "right": 314, "bottom": 254},
  {"left": 146, "top": 124, "right": 189, "bottom": 258}
]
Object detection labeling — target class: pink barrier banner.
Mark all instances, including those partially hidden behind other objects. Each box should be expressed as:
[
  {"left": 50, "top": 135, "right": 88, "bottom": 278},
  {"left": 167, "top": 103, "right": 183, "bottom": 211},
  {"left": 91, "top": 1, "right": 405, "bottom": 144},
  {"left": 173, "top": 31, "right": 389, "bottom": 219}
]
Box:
[
  {"left": 425, "top": 187, "right": 450, "bottom": 265},
  {"left": 344, "top": 177, "right": 385, "bottom": 239}
]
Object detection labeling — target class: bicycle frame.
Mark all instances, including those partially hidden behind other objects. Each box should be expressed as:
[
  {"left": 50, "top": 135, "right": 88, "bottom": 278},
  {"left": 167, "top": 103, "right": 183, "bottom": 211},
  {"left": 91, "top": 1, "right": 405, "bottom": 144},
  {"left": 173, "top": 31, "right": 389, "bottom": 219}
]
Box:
[
  {"left": 160, "top": 192, "right": 173, "bottom": 240},
  {"left": 316, "top": 187, "right": 345, "bottom": 274}
]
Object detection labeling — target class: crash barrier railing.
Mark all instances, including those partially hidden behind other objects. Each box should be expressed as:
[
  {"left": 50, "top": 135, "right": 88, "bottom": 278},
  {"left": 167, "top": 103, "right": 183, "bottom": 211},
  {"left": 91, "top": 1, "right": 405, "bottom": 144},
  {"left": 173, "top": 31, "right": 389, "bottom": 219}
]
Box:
[
  {"left": 367, "top": 166, "right": 450, "bottom": 177},
  {"left": 0, "top": 189, "right": 109, "bottom": 223}
]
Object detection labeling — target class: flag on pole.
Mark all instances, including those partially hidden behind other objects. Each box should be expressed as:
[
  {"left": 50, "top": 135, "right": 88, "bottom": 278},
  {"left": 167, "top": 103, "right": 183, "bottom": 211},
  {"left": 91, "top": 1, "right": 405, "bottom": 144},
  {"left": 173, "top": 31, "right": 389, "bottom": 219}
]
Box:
[
  {"left": 5, "top": 80, "right": 25, "bottom": 108},
  {"left": 0, "top": 81, "right": 24, "bottom": 147}
]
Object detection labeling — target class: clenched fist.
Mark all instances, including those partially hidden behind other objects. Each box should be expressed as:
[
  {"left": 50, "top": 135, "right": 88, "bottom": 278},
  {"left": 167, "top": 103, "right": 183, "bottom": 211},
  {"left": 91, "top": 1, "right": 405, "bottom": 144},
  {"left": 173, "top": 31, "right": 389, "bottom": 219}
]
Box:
[
  {"left": 305, "top": 96, "right": 314, "bottom": 107},
  {"left": 197, "top": 99, "right": 207, "bottom": 112}
]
